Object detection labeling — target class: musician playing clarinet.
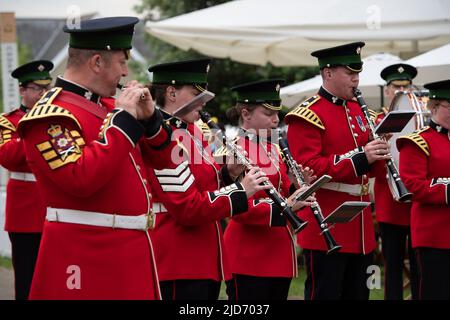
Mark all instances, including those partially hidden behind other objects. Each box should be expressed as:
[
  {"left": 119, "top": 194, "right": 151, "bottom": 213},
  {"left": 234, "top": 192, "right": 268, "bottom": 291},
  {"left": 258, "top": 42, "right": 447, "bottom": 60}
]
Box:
[
  {"left": 223, "top": 79, "right": 316, "bottom": 301},
  {"left": 374, "top": 63, "right": 419, "bottom": 300},
  {"left": 145, "top": 58, "right": 272, "bottom": 300},
  {"left": 285, "top": 42, "right": 390, "bottom": 300},
  {"left": 397, "top": 79, "right": 450, "bottom": 300}
]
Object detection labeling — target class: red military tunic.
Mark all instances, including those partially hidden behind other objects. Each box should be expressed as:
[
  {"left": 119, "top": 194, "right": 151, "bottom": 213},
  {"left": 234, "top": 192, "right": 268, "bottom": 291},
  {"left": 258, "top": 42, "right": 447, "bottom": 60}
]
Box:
[
  {"left": 397, "top": 122, "right": 450, "bottom": 249},
  {"left": 285, "top": 87, "right": 379, "bottom": 254},
  {"left": 373, "top": 111, "right": 411, "bottom": 226},
  {"left": 148, "top": 113, "right": 249, "bottom": 282},
  {"left": 1, "top": 107, "right": 46, "bottom": 232},
  {"left": 224, "top": 129, "right": 298, "bottom": 278},
  {"left": 17, "top": 78, "right": 173, "bottom": 300}
]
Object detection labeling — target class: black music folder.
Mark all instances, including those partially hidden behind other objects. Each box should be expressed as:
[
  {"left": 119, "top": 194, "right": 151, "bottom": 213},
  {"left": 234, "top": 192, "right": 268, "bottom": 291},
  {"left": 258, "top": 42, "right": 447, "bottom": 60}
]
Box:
[
  {"left": 374, "top": 110, "right": 416, "bottom": 135},
  {"left": 322, "top": 201, "right": 371, "bottom": 224},
  {"left": 173, "top": 90, "right": 215, "bottom": 117},
  {"left": 294, "top": 175, "right": 332, "bottom": 202}
]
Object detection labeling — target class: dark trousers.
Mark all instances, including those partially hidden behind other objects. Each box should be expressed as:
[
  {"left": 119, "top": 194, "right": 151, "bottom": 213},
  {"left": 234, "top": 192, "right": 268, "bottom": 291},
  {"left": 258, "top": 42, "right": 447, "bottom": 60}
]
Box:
[
  {"left": 379, "top": 222, "right": 419, "bottom": 300},
  {"left": 225, "top": 274, "right": 292, "bottom": 301},
  {"left": 303, "top": 249, "right": 374, "bottom": 300},
  {"left": 416, "top": 247, "right": 450, "bottom": 300},
  {"left": 159, "top": 279, "right": 221, "bottom": 300},
  {"left": 8, "top": 232, "right": 42, "bottom": 300}
]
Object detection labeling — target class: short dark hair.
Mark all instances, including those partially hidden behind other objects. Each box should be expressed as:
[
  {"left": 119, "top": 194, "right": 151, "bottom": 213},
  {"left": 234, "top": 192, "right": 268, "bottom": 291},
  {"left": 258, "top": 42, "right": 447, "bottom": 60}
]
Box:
[
  {"left": 226, "top": 103, "right": 259, "bottom": 125},
  {"left": 150, "top": 84, "right": 183, "bottom": 108},
  {"left": 66, "top": 48, "right": 114, "bottom": 69}
]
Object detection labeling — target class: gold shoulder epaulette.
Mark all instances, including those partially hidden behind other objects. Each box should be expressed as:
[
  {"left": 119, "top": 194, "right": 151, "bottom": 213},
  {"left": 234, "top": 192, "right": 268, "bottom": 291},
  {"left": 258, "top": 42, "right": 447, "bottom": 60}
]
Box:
[
  {"left": 286, "top": 96, "right": 324, "bottom": 130},
  {"left": 398, "top": 127, "right": 430, "bottom": 156},
  {"left": 34, "top": 87, "right": 62, "bottom": 107},
  {"left": 273, "top": 143, "right": 283, "bottom": 158},
  {"left": 195, "top": 119, "right": 211, "bottom": 139},
  {"left": 18, "top": 104, "right": 81, "bottom": 130},
  {"left": 0, "top": 114, "right": 16, "bottom": 132},
  {"left": 213, "top": 145, "right": 228, "bottom": 158},
  {"left": 368, "top": 109, "right": 380, "bottom": 123},
  {"left": 213, "top": 137, "right": 239, "bottom": 158}
]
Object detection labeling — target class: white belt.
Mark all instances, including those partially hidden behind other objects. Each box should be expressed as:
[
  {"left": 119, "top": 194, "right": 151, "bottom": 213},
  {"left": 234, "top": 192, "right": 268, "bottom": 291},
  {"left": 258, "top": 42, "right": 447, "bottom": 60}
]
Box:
[
  {"left": 46, "top": 208, "right": 155, "bottom": 231},
  {"left": 152, "top": 202, "right": 167, "bottom": 214},
  {"left": 322, "top": 182, "right": 370, "bottom": 196},
  {"left": 10, "top": 172, "right": 36, "bottom": 182}
]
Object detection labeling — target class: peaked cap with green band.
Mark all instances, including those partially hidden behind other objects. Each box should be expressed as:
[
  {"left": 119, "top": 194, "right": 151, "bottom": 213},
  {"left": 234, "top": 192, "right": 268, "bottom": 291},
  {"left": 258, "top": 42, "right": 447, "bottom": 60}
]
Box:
[
  {"left": 424, "top": 79, "right": 450, "bottom": 100},
  {"left": 63, "top": 16, "right": 139, "bottom": 50},
  {"left": 231, "top": 79, "right": 285, "bottom": 111},
  {"left": 311, "top": 41, "right": 365, "bottom": 72},
  {"left": 11, "top": 60, "right": 53, "bottom": 86},
  {"left": 381, "top": 63, "right": 417, "bottom": 85},
  {"left": 148, "top": 58, "right": 212, "bottom": 91}
]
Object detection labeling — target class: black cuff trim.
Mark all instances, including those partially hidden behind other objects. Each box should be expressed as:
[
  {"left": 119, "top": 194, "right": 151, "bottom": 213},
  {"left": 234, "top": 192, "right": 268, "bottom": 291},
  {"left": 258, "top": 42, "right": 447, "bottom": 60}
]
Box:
[
  {"left": 431, "top": 177, "right": 450, "bottom": 204},
  {"left": 270, "top": 202, "right": 286, "bottom": 227},
  {"left": 230, "top": 182, "right": 248, "bottom": 216},
  {"left": 350, "top": 146, "right": 371, "bottom": 176},
  {"left": 151, "top": 123, "right": 173, "bottom": 150},
  {"left": 111, "top": 109, "right": 144, "bottom": 145},
  {"left": 141, "top": 109, "right": 163, "bottom": 138}
]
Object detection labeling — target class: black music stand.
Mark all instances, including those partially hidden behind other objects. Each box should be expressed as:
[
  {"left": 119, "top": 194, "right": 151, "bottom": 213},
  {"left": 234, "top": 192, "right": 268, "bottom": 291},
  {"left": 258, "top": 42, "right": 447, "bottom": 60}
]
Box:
[{"left": 374, "top": 110, "right": 416, "bottom": 135}]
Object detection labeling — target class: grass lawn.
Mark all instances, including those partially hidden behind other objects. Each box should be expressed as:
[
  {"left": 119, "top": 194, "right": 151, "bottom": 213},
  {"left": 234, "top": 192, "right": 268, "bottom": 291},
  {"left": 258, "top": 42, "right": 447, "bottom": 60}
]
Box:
[
  {"left": 219, "top": 263, "right": 412, "bottom": 300},
  {"left": 0, "top": 255, "right": 12, "bottom": 269}
]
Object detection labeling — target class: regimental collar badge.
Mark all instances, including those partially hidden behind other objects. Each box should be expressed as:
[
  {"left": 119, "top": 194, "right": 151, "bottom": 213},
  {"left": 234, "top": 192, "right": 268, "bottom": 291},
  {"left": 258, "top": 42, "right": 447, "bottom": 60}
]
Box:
[
  {"left": 319, "top": 87, "right": 346, "bottom": 107},
  {"left": 84, "top": 91, "right": 93, "bottom": 100},
  {"left": 430, "top": 119, "right": 449, "bottom": 136}
]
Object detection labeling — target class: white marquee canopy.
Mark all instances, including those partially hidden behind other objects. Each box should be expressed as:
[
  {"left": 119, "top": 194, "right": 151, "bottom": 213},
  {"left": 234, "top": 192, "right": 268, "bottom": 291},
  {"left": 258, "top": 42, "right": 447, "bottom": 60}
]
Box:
[{"left": 146, "top": 0, "right": 450, "bottom": 66}]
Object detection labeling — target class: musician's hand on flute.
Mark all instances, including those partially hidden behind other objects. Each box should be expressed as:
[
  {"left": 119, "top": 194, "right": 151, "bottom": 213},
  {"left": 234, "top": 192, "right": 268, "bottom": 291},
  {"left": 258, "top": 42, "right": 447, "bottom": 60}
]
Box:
[
  {"left": 364, "top": 139, "right": 391, "bottom": 164},
  {"left": 116, "top": 81, "right": 154, "bottom": 120},
  {"left": 288, "top": 186, "right": 316, "bottom": 212},
  {"left": 240, "top": 167, "right": 271, "bottom": 198}
]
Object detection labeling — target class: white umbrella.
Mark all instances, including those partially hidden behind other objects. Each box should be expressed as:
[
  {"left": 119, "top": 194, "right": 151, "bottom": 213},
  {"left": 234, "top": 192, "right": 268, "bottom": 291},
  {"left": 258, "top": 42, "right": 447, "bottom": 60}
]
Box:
[
  {"left": 146, "top": 0, "right": 450, "bottom": 66},
  {"left": 281, "top": 53, "right": 403, "bottom": 109},
  {"left": 406, "top": 43, "right": 450, "bottom": 84}
]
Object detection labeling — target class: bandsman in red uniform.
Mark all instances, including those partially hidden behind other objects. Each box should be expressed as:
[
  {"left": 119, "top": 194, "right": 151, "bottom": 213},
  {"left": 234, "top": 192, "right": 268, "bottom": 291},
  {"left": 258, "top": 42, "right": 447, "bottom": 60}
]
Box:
[
  {"left": 397, "top": 79, "right": 450, "bottom": 300},
  {"left": 285, "top": 42, "right": 391, "bottom": 299},
  {"left": 146, "top": 59, "right": 271, "bottom": 300},
  {"left": 0, "top": 60, "right": 53, "bottom": 300},
  {"left": 17, "top": 17, "right": 175, "bottom": 300},
  {"left": 375, "top": 63, "right": 419, "bottom": 300},
  {"left": 223, "top": 79, "right": 315, "bottom": 300}
]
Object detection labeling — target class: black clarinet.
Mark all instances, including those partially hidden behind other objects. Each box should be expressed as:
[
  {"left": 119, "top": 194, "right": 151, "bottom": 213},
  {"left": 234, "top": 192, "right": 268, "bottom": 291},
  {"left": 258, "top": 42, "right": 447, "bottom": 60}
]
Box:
[
  {"left": 353, "top": 88, "right": 412, "bottom": 202},
  {"left": 277, "top": 130, "right": 341, "bottom": 254},
  {"left": 200, "top": 111, "right": 308, "bottom": 234}
]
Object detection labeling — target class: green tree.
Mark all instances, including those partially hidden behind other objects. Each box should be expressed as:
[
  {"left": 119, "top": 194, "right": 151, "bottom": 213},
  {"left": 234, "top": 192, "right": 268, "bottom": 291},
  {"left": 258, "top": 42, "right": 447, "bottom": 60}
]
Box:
[{"left": 134, "top": 0, "right": 318, "bottom": 123}]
